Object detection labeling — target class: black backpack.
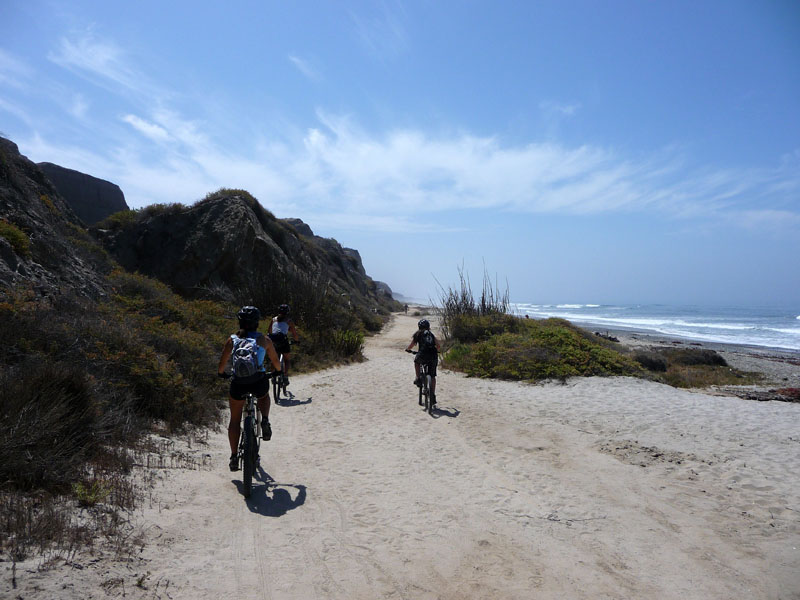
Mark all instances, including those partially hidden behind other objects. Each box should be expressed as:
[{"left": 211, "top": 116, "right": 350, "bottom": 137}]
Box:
[{"left": 419, "top": 329, "right": 436, "bottom": 352}]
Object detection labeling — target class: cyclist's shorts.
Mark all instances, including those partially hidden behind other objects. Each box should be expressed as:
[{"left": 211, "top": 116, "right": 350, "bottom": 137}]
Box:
[
  {"left": 230, "top": 373, "right": 269, "bottom": 401},
  {"left": 268, "top": 332, "right": 291, "bottom": 355},
  {"left": 414, "top": 352, "right": 438, "bottom": 377}
]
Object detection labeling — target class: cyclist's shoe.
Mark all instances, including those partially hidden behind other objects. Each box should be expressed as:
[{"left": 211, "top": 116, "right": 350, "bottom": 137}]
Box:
[
  {"left": 229, "top": 453, "right": 239, "bottom": 472},
  {"left": 414, "top": 377, "right": 422, "bottom": 387},
  {"left": 262, "top": 420, "right": 272, "bottom": 441},
  {"left": 283, "top": 376, "right": 290, "bottom": 387}
]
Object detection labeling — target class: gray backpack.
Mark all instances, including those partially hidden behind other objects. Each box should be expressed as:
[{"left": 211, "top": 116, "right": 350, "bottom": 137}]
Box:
[{"left": 231, "top": 334, "right": 260, "bottom": 379}]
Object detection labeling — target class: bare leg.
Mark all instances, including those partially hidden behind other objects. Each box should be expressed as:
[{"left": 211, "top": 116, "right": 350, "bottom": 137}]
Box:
[
  {"left": 257, "top": 393, "right": 270, "bottom": 422},
  {"left": 283, "top": 353, "right": 291, "bottom": 377},
  {"left": 228, "top": 397, "right": 244, "bottom": 455}
]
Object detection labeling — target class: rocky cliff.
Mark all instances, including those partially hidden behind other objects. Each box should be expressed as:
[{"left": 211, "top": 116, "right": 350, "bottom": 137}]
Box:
[
  {"left": 0, "top": 137, "right": 109, "bottom": 297},
  {"left": 0, "top": 136, "right": 398, "bottom": 318},
  {"left": 38, "top": 162, "right": 129, "bottom": 225},
  {"left": 91, "top": 192, "right": 399, "bottom": 315}
]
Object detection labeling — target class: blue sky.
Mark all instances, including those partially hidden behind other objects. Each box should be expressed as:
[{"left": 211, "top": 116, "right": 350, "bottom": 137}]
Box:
[{"left": 1, "top": 0, "right": 798, "bottom": 307}]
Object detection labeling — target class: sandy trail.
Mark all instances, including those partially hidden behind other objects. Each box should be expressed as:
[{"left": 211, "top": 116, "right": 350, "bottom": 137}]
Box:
[{"left": 7, "top": 312, "right": 800, "bottom": 599}]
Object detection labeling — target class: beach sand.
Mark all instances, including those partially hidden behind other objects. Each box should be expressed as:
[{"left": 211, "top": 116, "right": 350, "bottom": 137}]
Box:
[{"left": 4, "top": 310, "right": 800, "bottom": 599}]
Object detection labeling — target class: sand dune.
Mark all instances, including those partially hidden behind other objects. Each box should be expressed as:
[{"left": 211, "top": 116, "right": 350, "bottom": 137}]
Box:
[{"left": 5, "top": 312, "right": 800, "bottom": 599}]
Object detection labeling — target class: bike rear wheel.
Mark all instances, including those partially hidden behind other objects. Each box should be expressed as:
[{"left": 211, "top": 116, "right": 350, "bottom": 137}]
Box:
[
  {"left": 426, "top": 375, "right": 434, "bottom": 414},
  {"left": 242, "top": 415, "right": 257, "bottom": 497},
  {"left": 272, "top": 374, "right": 280, "bottom": 402}
]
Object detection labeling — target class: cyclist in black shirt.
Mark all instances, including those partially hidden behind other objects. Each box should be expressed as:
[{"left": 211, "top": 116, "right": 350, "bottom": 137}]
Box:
[{"left": 405, "top": 319, "right": 441, "bottom": 405}]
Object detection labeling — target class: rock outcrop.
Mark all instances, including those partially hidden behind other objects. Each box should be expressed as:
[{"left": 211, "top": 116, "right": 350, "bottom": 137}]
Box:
[
  {"left": 92, "top": 193, "right": 399, "bottom": 313},
  {"left": 0, "top": 137, "right": 109, "bottom": 297},
  {"left": 38, "top": 162, "right": 128, "bottom": 225},
  {"left": 0, "top": 136, "right": 398, "bottom": 315}
]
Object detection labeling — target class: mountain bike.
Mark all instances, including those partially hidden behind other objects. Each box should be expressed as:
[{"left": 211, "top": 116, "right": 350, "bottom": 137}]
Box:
[
  {"left": 238, "top": 391, "right": 261, "bottom": 497},
  {"left": 406, "top": 350, "right": 434, "bottom": 415},
  {"left": 271, "top": 340, "right": 296, "bottom": 402}
]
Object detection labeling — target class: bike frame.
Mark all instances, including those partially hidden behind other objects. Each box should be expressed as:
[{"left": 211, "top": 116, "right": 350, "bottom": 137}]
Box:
[
  {"left": 239, "top": 391, "right": 261, "bottom": 497},
  {"left": 410, "top": 350, "right": 435, "bottom": 414},
  {"left": 272, "top": 353, "right": 287, "bottom": 401}
]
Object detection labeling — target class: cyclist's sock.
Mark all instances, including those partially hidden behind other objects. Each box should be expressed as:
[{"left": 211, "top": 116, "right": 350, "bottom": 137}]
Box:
[{"left": 262, "top": 420, "right": 272, "bottom": 441}]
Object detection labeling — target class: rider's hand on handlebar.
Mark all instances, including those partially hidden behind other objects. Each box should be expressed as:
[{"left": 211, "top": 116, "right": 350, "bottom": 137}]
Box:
[{"left": 217, "top": 372, "right": 231, "bottom": 380}]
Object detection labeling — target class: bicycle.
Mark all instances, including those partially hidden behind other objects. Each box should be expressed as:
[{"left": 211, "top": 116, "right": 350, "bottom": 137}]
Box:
[
  {"left": 271, "top": 340, "right": 296, "bottom": 403},
  {"left": 406, "top": 349, "right": 435, "bottom": 415},
  {"left": 235, "top": 390, "right": 261, "bottom": 498}
]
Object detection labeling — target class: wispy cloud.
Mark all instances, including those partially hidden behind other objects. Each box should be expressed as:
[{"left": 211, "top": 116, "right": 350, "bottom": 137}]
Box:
[
  {"left": 22, "top": 108, "right": 799, "bottom": 236},
  {"left": 47, "top": 31, "right": 161, "bottom": 100},
  {"left": 122, "top": 114, "right": 171, "bottom": 142},
  {"left": 69, "top": 93, "right": 89, "bottom": 119},
  {"left": 288, "top": 54, "right": 320, "bottom": 81},
  {"left": 349, "top": 1, "right": 409, "bottom": 60},
  {"left": 539, "top": 100, "right": 581, "bottom": 117},
  {"left": 0, "top": 48, "right": 32, "bottom": 89}
]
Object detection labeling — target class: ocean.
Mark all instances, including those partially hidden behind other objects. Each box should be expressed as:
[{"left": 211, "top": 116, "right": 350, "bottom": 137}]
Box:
[{"left": 511, "top": 303, "right": 800, "bottom": 352}]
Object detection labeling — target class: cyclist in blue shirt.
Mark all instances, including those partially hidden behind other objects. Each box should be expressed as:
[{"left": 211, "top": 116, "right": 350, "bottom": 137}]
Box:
[{"left": 218, "top": 306, "right": 281, "bottom": 471}]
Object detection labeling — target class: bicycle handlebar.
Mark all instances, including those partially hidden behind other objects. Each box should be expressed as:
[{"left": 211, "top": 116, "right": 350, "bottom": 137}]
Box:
[{"left": 406, "top": 349, "right": 417, "bottom": 355}]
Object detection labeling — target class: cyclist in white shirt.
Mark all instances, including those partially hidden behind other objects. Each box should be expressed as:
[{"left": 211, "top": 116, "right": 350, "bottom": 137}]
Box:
[{"left": 269, "top": 304, "right": 300, "bottom": 384}]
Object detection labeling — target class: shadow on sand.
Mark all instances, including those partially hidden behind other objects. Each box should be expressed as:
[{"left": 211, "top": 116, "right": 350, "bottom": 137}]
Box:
[
  {"left": 430, "top": 405, "right": 460, "bottom": 419},
  {"left": 274, "top": 391, "right": 312, "bottom": 407},
  {"left": 234, "top": 468, "right": 307, "bottom": 516}
]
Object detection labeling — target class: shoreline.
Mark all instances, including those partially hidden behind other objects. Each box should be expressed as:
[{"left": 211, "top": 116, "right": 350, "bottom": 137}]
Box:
[{"left": 590, "top": 325, "right": 800, "bottom": 397}]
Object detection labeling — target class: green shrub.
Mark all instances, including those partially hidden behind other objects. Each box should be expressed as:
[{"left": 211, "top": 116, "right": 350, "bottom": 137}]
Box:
[
  {"left": 0, "top": 219, "right": 30, "bottom": 257},
  {"left": 332, "top": 330, "right": 364, "bottom": 357},
  {"left": 96, "top": 210, "right": 137, "bottom": 230},
  {"left": 0, "top": 362, "right": 97, "bottom": 492},
  {"left": 445, "top": 318, "right": 641, "bottom": 382},
  {"left": 661, "top": 348, "right": 728, "bottom": 367},
  {"left": 633, "top": 350, "right": 668, "bottom": 372},
  {"left": 40, "top": 194, "right": 58, "bottom": 214}
]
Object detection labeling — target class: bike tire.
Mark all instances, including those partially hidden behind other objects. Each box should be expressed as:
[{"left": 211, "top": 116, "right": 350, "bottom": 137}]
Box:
[
  {"left": 272, "top": 375, "right": 280, "bottom": 402},
  {"left": 418, "top": 381, "right": 423, "bottom": 406},
  {"left": 242, "top": 415, "right": 256, "bottom": 497},
  {"left": 426, "top": 375, "right": 434, "bottom": 414}
]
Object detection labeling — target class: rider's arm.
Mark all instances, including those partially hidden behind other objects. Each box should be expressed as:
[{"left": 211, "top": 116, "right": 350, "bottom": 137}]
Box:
[
  {"left": 261, "top": 336, "right": 282, "bottom": 372},
  {"left": 435, "top": 334, "right": 441, "bottom": 352},
  {"left": 218, "top": 337, "right": 233, "bottom": 375},
  {"left": 405, "top": 333, "right": 417, "bottom": 352},
  {"left": 288, "top": 320, "right": 299, "bottom": 341}
]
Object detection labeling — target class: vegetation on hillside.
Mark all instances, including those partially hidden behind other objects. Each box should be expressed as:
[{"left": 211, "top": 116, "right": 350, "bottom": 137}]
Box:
[{"left": 0, "top": 199, "right": 380, "bottom": 562}]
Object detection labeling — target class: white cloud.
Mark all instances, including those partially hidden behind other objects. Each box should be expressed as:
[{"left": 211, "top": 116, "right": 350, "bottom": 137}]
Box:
[
  {"left": 0, "top": 48, "right": 32, "bottom": 89},
  {"left": 288, "top": 54, "right": 320, "bottom": 81},
  {"left": 70, "top": 94, "right": 89, "bottom": 119},
  {"left": 122, "top": 114, "right": 171, "bottom": 142},
  {"left": 539, "top": 100, "right": 581, "bottom": 117},
  {"left": 349, "top": 1, "right": 409, "bottom": 61},
  {"left": 18, "top": 105, "right": 800, "bottom": 235}
]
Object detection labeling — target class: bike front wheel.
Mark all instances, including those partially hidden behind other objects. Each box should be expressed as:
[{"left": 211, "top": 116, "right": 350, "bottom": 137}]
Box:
[
  {"left": 242, "top": 415, "right": 257, "bottom": 497},
  {"left": 426, "top": 375, "right": 434, "bottom": 414}
]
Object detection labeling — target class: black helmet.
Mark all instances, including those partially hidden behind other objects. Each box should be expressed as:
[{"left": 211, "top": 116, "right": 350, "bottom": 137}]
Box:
[
  {"left": 278, "top": 304, "right": 290, "bottom": 314},
  {"left": 418, "top": 319, "right": 430, "bottom": 330},
  {"left": 237, "top": 305, "right": 260, "bottom": 329}
]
